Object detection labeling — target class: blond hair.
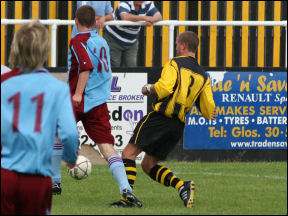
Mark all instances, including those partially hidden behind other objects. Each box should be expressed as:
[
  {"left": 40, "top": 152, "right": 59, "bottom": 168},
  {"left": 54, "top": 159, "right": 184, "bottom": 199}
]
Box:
[{"left": 8, "top": 21, "right": 50, "bottom": 73}]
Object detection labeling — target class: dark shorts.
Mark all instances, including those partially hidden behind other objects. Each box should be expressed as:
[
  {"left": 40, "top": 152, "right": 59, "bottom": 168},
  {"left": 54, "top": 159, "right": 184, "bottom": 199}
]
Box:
[
  {"left": 129, "top": 111, "right": 185, "bottom": 160},
  {"left": 1, "top": 168, "right": 52, "bottom": 215},
  {"left": 77, "top": 103, "right": 114, "bottom": 145}
]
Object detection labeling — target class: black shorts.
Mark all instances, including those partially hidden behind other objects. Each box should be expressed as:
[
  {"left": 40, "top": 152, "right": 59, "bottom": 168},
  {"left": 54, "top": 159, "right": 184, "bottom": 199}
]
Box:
[{"left": 129, "top": 111, "right": 185, "bottom": 160}]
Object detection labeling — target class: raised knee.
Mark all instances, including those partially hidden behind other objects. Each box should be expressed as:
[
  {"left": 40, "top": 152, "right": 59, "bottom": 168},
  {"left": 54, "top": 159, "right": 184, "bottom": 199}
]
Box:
[
  {"left": 121, "top": 146, "right": 136, "bottom": 160},
  {"left": 121, "top": 143, "right": 141, "bottom": 161}
]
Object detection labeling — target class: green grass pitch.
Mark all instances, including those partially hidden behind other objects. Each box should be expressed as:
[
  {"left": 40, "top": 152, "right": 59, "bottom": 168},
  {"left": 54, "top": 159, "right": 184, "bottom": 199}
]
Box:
[{"left": 51, "top": 161, "right": 287, "bottom": 215}]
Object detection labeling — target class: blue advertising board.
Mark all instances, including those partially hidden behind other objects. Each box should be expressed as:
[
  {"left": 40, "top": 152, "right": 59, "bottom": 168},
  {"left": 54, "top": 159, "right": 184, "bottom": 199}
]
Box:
[{"left": 184, "top": 71, "right": 287, "bottom": 149}]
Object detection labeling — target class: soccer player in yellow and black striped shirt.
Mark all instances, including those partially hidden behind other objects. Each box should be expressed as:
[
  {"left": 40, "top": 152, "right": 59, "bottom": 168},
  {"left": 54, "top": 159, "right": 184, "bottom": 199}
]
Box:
[{"left": 111, "top": 31, "right": 217, "bottom": 208}]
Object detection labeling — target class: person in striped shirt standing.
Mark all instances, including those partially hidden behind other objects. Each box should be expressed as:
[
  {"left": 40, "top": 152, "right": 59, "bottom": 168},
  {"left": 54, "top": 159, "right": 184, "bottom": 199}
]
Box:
[{"left": 103, "top": 1, "right": 162, "bottom": 67}]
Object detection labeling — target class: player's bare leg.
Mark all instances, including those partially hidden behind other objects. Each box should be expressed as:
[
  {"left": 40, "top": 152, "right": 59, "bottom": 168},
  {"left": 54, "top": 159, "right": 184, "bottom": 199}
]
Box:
[
  {"left": 97, "top": 143, "right": 118, "bottom": 159},
  {"left": 140, "top": 154, "right": 159, "bottom": 175},
  {"left": 121, "top": 143, "right": 143, "bottom": 160}
]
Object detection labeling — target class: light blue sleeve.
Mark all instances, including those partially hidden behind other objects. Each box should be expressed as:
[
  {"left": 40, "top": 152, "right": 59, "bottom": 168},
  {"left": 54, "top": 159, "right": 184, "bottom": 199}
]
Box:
[
  {"left": 77, "top": 1, "right": 84, "bottom": 8},
  {"left": 105, "top": 1, "right": 113, "bottom": 14},
  {"left": 56, "top": 85, "right": 79, "bottom": 164}
]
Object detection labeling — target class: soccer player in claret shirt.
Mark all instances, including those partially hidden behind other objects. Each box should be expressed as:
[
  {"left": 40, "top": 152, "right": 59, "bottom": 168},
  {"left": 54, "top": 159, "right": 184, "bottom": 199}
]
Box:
[
  {"left": 67, "top": 5, "right": 142, "bottom": 207},
  {"left": 1, "top": 21, "right": 79, "bottom": 215}
]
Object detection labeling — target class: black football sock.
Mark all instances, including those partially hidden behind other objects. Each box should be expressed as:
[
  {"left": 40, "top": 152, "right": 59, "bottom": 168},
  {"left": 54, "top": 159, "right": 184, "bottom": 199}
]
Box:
[
  {"left": 149, "top": 164, "right": 184, "bottom": 191},
  {"left": 120, "top": 158, "right": 137, "bottom": 201}
]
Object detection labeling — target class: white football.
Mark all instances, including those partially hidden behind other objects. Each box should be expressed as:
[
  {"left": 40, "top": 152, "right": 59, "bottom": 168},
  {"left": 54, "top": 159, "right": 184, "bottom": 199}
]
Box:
[{"left": 69, "top": 155, "right": 92, "bottom": 180}]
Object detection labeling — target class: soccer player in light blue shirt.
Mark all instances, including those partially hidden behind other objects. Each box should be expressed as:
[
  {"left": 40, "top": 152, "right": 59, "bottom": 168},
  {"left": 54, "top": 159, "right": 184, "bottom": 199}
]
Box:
[
  {"left": 67, "top": 5, "right": 142, "bottom": 208},
  {"left": 71, "top": 1, "right": 114, "bottom": 37},
  {"left": 52, "top": 1, "right": 113, "bottom": 193},
  {"left": 1, "top": 21, "right": 79, "bottom": 215}
]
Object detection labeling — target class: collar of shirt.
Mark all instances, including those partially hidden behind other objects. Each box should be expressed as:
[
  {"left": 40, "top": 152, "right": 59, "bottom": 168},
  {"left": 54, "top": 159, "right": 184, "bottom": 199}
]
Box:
[{"left": 76, "top": 30, "right": 98, "bottom": 36}]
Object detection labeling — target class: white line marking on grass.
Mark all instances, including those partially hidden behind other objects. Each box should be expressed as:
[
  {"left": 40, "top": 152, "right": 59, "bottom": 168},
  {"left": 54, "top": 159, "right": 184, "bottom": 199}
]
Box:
[{"left": 174, "top": 172, "right": 287, "bottom": 180}]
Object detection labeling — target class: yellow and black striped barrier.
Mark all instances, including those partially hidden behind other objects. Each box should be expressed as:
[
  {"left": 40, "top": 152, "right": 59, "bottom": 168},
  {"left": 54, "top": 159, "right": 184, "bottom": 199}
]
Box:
[{"left": 1, "top": 1, "right": 287, "bottom": 68}]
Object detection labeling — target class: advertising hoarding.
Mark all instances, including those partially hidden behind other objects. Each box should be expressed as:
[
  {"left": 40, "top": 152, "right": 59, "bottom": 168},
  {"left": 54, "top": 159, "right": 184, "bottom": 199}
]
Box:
[
  {"left": 184, "top": 71, "right": 287, "bottom": 149},
  {"left": 78, "top": 73, "right": 147, "bottom": 163}
]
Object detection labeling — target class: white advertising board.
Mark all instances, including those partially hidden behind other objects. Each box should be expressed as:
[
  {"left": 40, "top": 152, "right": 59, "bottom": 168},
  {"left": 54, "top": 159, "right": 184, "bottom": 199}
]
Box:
[{"left": 78, "top": 73, "right": 147, "bottom": 163}]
